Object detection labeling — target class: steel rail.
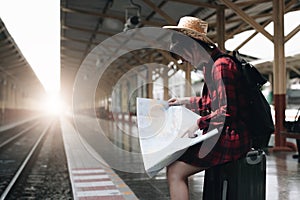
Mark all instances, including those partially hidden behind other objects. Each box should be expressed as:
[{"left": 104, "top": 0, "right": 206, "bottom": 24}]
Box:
[
  {"left": 0, "top": 120, "right": 53, "bottom": 200},
  {"left": 0, "top": 121, "right": 40, "bottom": 149}
]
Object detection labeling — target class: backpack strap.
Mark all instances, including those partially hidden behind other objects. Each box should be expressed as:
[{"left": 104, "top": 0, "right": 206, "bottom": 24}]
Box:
[{"left": 213, "top": 50, "right": 268, "bottom": 89}]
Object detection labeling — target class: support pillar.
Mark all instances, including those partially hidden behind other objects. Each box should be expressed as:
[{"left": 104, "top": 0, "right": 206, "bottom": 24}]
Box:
[
  {"left": 216, "top": 5, "right": 226, "bottom": 51},
  {"left": 273, "top": 0, "right": 287, "bottom": 148},
  {"left": 147, "top": 67, "right": 153, "bottom": 99},
  {"left": 163, "top": 69, "right": 169, "bottom": 100}
]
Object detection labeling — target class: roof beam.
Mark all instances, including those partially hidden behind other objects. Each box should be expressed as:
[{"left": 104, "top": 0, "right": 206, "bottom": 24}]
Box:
[
  {"left": 289, "top": 65, "right": 300, "bottom": 76},
  {"left": 63, "top": 24, "right": 114, "bottom": 37},
  {"left": 233, "top": 0, "right": 298, "bottom": 50},
  {"left": 61, "top": 7, "right": 164, "bottom": 27},
  {"left": 233, "top": 19, "right": 271, "bottom": 51},
  {"left": 285, "top": 24, "right": 300, "bottom": 43},
  {"left": 142, "top": 0, "right": 176, "bottom": 24},
  {"left": 61, "top": 36, "right": 99, "bottom": 46},
  {"left": 61, "top": 7, "right": 124, "bottom": 21},
  {"left": 220, "top": 0, "right": 273, "bottom": 42},
  {"left": 232, "top": 0, "right": 272, "bottom": 7},
  {"left": 167, "top": 0, "right": 217, "bottom": 9}
]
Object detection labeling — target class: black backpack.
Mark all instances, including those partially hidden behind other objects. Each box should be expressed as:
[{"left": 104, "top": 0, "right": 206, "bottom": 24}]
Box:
[
  {"left": 215, "top": 51, "right": 275, "bottom": 149},
  {"left": 284, "top": 107, "right": 300, "bottom": 132}
]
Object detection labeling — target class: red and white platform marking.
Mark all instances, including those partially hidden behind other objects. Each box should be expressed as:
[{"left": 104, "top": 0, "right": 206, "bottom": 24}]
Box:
[
  {"left": 71, "top": 168, "right": 134, "bottom": 200},
  {"left": 60, "top": 118, "right": 138, "bottom": 200}
]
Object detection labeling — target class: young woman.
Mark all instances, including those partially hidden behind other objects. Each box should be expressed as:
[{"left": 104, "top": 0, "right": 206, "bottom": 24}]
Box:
[{"left": 163, "top": 16, "right": 252, "bottom": 200}]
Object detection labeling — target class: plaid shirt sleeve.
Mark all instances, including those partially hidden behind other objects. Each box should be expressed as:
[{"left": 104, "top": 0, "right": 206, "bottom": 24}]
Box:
[
  {"left": 189, "top": 84, "right": 211, "bottom": 116},
  {"left": 197, "top": 57, "right": 238, "bottom": 130}
]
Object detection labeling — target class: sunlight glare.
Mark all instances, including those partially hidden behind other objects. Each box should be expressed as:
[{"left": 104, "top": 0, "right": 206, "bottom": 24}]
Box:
[{"left": 42, "top": 93, "right": 66, "bottom": 116}]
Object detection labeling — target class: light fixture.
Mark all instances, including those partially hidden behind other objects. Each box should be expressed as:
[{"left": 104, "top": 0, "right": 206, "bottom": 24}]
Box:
[{"left": 123, "top": 0, "right": 141, "bottom": 31}]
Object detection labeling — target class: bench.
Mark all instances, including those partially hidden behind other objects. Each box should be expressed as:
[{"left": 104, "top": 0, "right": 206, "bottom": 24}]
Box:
[{"left": 280, "top": 131, "right": 300, "bottom": 162}]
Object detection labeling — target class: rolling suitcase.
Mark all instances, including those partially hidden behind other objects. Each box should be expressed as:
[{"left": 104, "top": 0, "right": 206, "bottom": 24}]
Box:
[{"left": 202, "top": 150, "right": 266, "bottom": 200}]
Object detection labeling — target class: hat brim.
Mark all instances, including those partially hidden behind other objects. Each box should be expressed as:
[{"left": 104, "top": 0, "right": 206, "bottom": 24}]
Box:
[{"left": 163, "top": 26, "right": 215, "bottom": 46}]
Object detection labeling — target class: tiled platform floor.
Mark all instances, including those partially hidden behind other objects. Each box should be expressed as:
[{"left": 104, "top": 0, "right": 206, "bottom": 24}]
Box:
[{"left": 73, "top": 117, "right": 300, "bottom": 200}]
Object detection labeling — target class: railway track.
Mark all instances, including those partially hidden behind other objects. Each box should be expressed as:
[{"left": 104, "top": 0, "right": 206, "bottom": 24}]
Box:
[{"left": 0, "top": 118, "right": 72, "bottom": 199}]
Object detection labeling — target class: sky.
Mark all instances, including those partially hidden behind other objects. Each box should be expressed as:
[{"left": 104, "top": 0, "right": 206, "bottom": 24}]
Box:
[
  {"left": 0, "top": 0, "right": 60, "bottom": 94},
  {"left": 0, "top": 1, "right": 299, "bottom": 95},
  {"left": 225, "top": 10, "right": 300, "bottom": 60}
]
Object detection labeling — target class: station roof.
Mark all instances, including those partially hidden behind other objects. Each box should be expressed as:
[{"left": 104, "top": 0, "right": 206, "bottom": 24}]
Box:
[
  {"left": 61, "top": 0, "right": 300, "bottom": 99},
  {"left": 0, "top": 18, "right": 45, "bottom": 97}
]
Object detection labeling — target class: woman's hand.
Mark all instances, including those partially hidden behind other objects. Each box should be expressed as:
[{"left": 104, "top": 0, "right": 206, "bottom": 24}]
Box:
[
  {"left": 181, "top": 123, "right": 199, "bottom": 138},
  {"left": 168, "top": 97, "right": 181, "bottom": 106},
  {"left": 168, "top": 97, "right": 190, "bottom": 106}
]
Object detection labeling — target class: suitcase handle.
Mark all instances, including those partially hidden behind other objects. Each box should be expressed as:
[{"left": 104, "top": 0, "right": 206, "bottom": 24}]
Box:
[{"left": 246, "top": 150, "right": 264, "bottom": 165}]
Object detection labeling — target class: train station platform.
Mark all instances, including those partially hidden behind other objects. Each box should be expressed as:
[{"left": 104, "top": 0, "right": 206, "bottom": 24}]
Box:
[
  {"left": 60, "top": 117, "right": 138, "bottom": 200},
  {"left": 59, "top": 115, "right": 300, "bottom": 200},
  {"left": 2, "top": 116, "right": 299, "bottom": 199},
  {"left": 0, "top": 115, "right": 300, "bottom": 200}
]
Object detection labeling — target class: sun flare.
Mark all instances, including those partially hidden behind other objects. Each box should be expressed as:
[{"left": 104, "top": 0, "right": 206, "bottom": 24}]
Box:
[{"left": 41, "top": 93, "right": 67, "bottom": 116}]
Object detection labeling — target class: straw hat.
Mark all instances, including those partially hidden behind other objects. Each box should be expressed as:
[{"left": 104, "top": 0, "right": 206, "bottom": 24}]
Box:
[{"left": 163, "top": 16, "right": 215, "bottom": 46}]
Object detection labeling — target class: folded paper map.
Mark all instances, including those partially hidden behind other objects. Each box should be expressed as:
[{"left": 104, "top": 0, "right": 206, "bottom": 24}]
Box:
[{"left": 136, "top": 98, "right": 219, "bottom": 177}]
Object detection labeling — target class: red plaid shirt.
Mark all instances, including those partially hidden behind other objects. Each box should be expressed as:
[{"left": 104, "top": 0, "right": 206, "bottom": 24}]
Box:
[{"left": 179, "top": 49, "right": 251, "bottom": 168}]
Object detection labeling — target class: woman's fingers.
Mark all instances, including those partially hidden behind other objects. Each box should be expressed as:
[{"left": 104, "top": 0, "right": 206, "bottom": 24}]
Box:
[{"left": 168, "top": 97, "right": 180, "bottom": 106}]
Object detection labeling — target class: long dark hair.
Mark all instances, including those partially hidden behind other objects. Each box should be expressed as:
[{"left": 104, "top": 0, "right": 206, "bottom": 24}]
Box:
[{"left": 194, "top": 38, "right": 216, "bottom": 52}]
